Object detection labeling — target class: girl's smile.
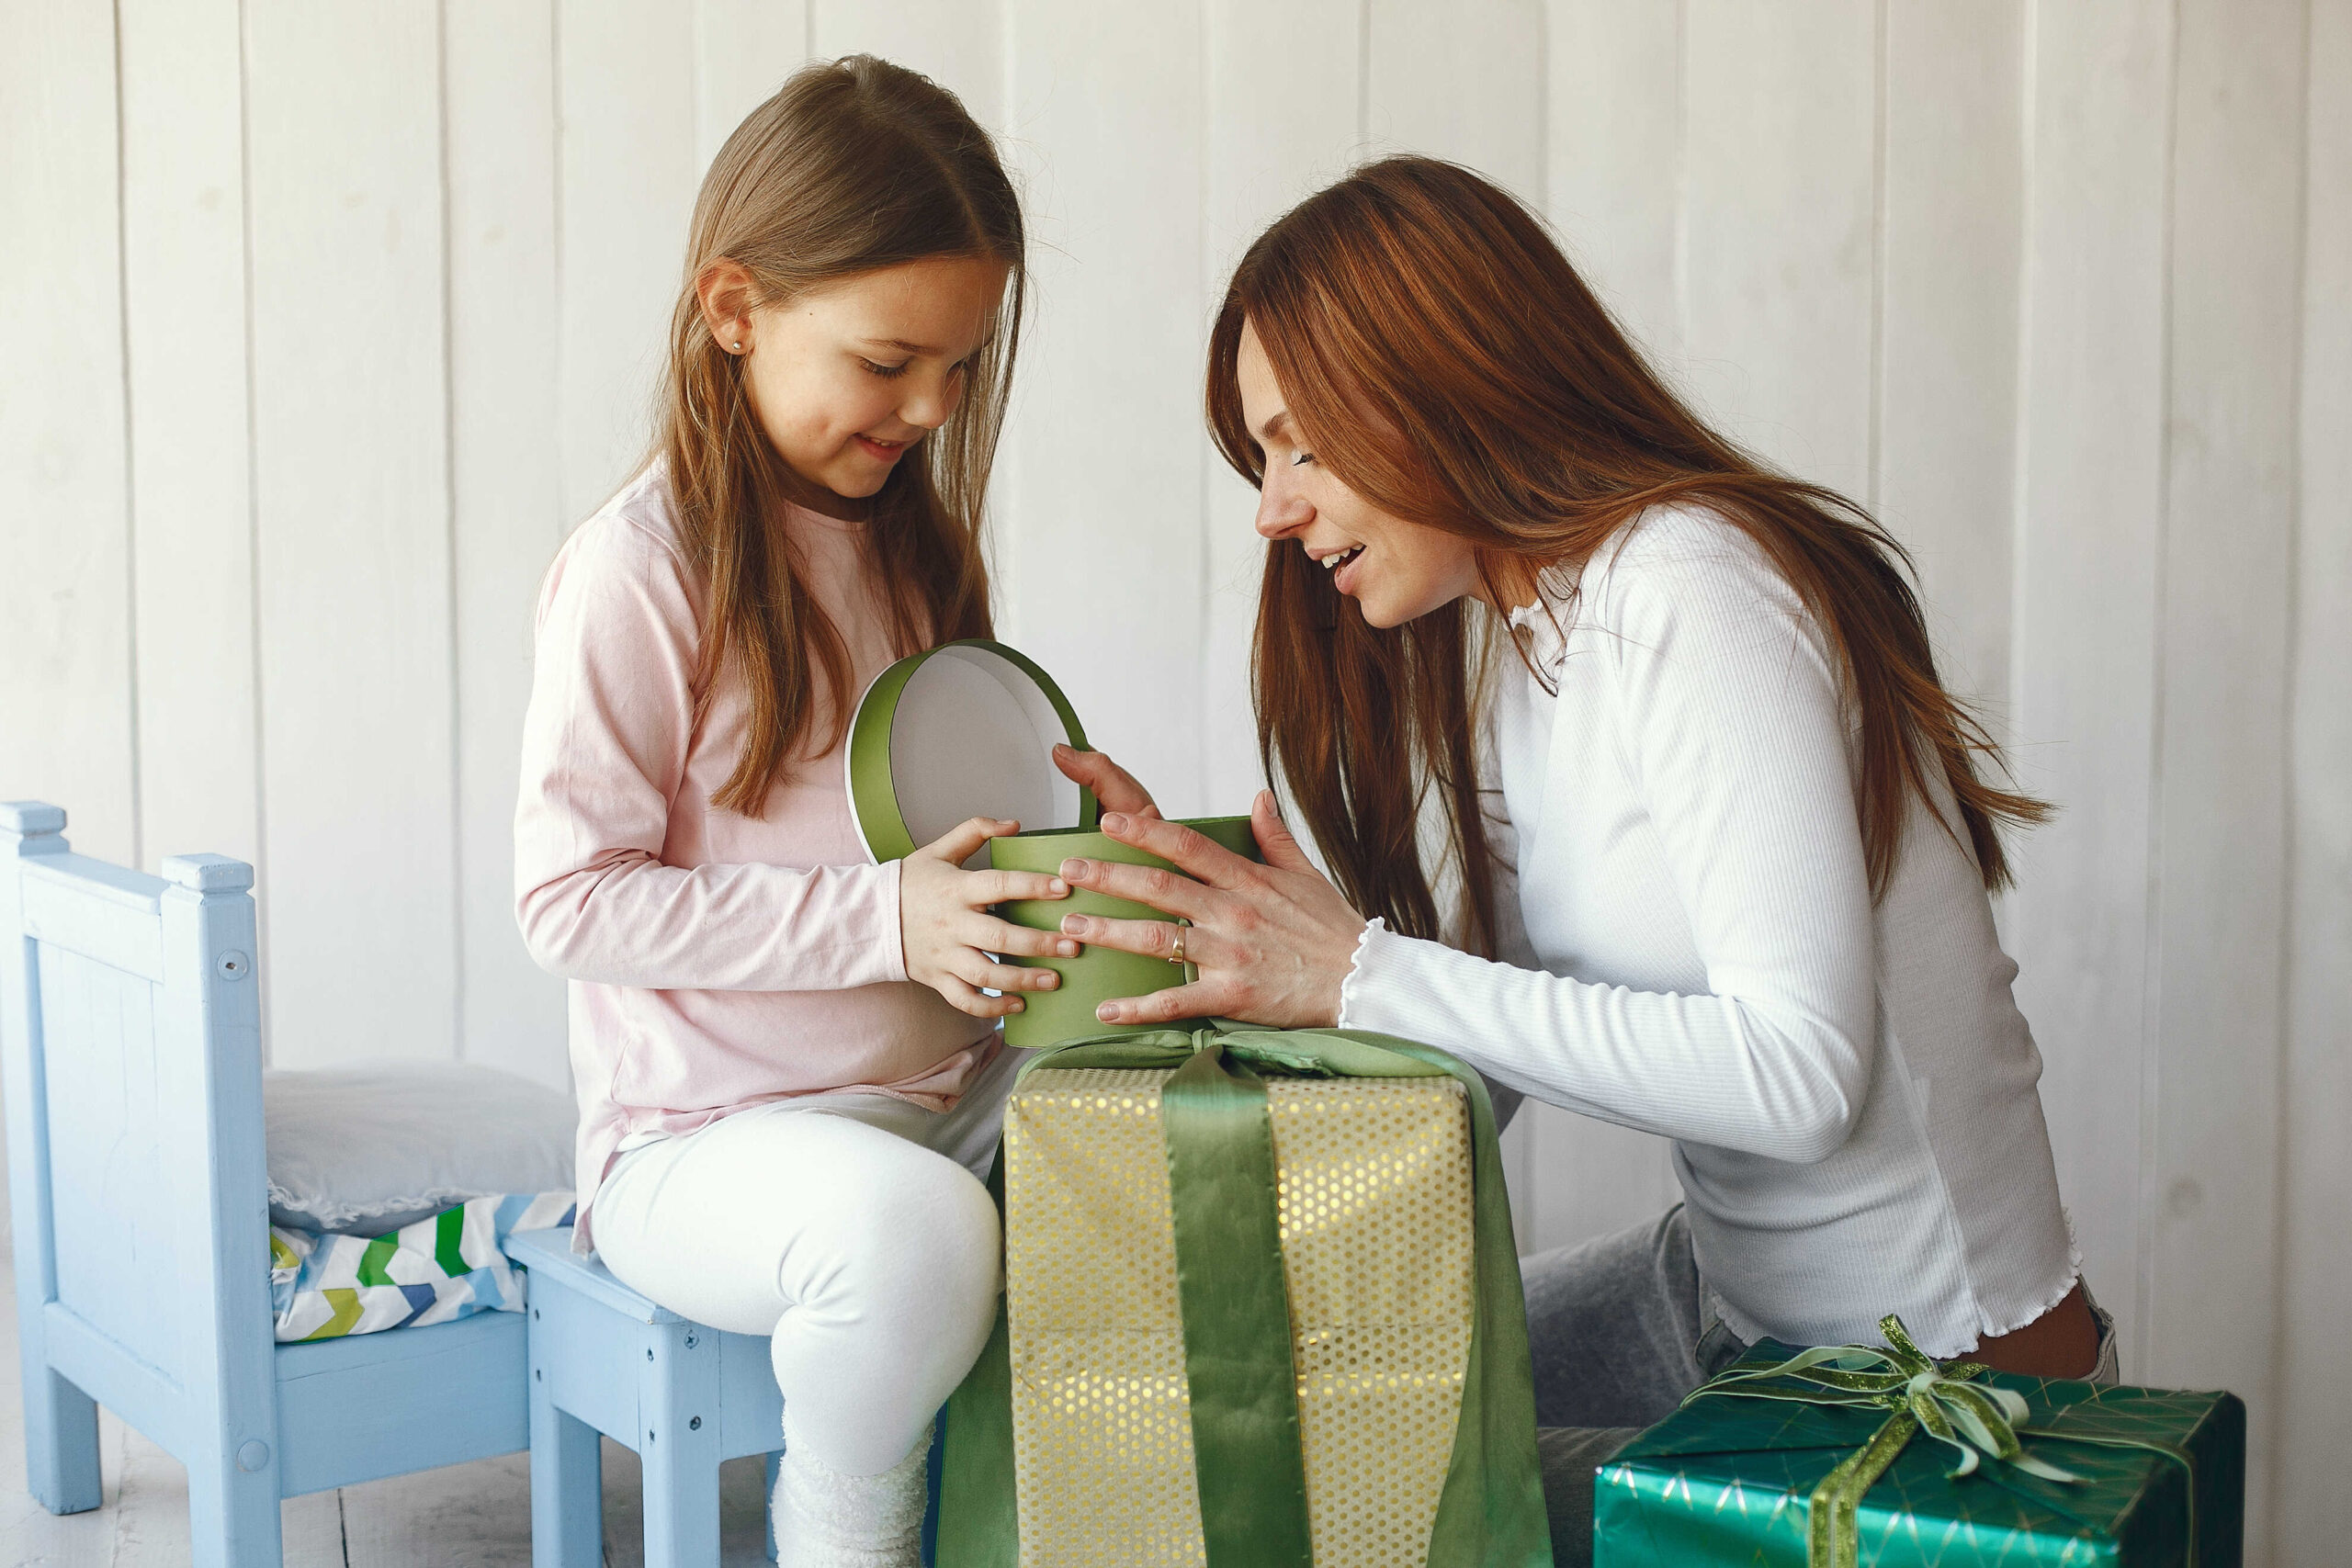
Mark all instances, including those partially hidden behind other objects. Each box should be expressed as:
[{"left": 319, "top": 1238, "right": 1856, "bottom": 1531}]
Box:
[{"left": 854, "top": 432, "right": 914, "bottom": 463}]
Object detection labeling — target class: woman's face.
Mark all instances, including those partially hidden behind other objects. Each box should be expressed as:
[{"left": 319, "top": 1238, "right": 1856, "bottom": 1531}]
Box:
[
  {"left": 1235, "top": 321, "right": 1484, "bottom": 629},
  {"left": 700, "top": 254, "right": 1006, "bottom": 511}
]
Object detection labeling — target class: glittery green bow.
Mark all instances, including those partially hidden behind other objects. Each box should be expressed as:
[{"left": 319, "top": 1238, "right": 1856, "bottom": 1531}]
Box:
[{"left": 1684, "top": 1314, "right": 2081, "bottom": 1568}]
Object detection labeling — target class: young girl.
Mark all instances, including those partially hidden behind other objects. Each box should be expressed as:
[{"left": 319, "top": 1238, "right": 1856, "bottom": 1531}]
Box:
[{"left": 513, "top": 58, "right": 1070, "bottom": 1567}]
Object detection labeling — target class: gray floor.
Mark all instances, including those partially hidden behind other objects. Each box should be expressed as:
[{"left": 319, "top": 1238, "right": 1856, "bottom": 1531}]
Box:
[{"left": 0, "top": 1251, "right": 778, "bottom": 1567}]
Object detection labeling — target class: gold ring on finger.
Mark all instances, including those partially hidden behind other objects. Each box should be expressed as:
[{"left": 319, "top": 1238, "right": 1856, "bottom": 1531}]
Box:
[{"left": 1171, "top": 926, "right": 1187, "bottom": 964}]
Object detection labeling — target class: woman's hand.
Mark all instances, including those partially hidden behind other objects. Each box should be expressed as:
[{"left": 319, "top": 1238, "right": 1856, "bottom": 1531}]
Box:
[
  {"left": 1050, "top": 743, "right": 1161, "bottom": 820},
  {"left": 900, "top": 817, "right": 1078, "bottom": 1019},
  {"left": 1056, "top": 791, "right": 1369, "bottom": 1030}
]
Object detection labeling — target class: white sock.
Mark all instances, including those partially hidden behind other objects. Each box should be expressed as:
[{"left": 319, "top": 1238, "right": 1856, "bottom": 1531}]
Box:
[{"left": 773, "top": 1413, "right": 930, "bottom": 1568}]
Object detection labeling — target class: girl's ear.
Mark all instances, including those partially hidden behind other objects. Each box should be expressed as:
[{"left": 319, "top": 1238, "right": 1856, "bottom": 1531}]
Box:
[{"left": 696, "top": 259, "right": 758, "bottom": 353}]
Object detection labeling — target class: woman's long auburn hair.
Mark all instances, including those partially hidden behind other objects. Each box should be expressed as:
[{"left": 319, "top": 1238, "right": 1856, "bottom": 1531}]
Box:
[
  {"left": 657, "top": 56, "right": 1020, "bottom": 814},
  {"left": 1205, "top": 156, "right": 2047, "bottom": 953}
]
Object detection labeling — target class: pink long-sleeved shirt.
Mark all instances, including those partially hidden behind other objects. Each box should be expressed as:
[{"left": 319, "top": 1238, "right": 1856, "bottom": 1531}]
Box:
[{"left": 514, "top": 464, "right": 994, "bottom": 1243}]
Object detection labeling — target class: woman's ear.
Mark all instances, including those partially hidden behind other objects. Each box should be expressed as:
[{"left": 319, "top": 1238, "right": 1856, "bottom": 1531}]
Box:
[{"left": 696, "top": 259, "right": 757, "bottom": 354}]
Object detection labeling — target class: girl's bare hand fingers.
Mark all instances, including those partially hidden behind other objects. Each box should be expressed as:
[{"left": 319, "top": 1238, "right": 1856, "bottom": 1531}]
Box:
[
  {"left": 962, "top": 956, "right": 1060, "bottom": 994},
  {"left": 1094, "top": 979, "right": 1227, "bottom": 1027},
  {"left": 970, "top": 918, "right": 1080, "bottom": 959},
  {"left": 938, "top": 974, "right": 1024, "bottom": 1019},
  {"left": 1052, "top": 857, "right": 1216, "bottom": 920},
  {"left": 1054, "top": 913, "right": 1214, "bottom": 965},
  {"left": 919, "top": 816, "right": 1019, "bottom": 866},
  {"left": 964, "top": 868, "right": 1069, "bottom": 908}
]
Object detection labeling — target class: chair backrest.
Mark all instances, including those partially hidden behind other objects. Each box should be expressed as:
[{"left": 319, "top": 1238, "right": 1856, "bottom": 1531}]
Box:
[{"left": 1, "top": 801, "right": 274, "bottom": 1460}]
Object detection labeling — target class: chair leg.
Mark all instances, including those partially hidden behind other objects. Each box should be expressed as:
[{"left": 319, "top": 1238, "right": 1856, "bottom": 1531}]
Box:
[
  {"left": 639, "top": 1441, "right": 722, "bottom": 1568},
  {"left": 530, "top": 1370, "right": 604, "bottom": 1568},
  {"left": 186, "top": 1441, "right": 282, "bottom": 1568},
  {"left": 19, "top": 1362, "right": 102, "bottom": 1515},
  {"left": 639, "top": 1323, "right": 722, "bottom": 1568}
]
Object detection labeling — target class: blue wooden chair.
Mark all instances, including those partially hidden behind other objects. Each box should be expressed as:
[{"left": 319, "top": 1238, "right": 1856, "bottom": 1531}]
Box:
[
  {"left": 504, "top": 1229, "right": 947, "bottom": 1568},
  {"left": 504, "top": 1228, "right": 786, "bottom": 1566},
  {"left": 2, "top": 802, "right": 531, "bottom": 1566}
]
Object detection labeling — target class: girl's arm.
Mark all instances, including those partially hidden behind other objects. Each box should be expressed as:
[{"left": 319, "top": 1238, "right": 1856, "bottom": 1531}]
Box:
[
  {"left": 1334, "top": 526, "right": 1879, "bottom": 1163},
  {"left": 512, "top": 515, "right": 904, "bottom": 994}
]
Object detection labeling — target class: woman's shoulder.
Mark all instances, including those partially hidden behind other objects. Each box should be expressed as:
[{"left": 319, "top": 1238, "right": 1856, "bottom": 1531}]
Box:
[{"left": 1576, "top": 502, "right": 1807, "bottom": 637}]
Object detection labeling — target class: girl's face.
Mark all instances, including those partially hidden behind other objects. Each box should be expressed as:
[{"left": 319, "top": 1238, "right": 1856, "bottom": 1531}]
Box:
[
  {"left": 1234, "top": 321, "right": 1485, "bottom": 629},
  {"left": 702, "top": 254, "right": 1008, "bottom": 512}
]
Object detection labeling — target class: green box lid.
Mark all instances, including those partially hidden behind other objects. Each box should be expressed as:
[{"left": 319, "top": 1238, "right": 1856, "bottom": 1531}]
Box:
[{"left": 843, "top": 639, "right": 1100, "bottom": 864}]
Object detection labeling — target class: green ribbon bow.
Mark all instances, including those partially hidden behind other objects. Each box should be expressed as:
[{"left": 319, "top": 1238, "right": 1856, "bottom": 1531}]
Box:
[
  {"left": 938, "top": 1023, "right": 1553, "bottom": 1568},
  {"left": 1684, "top": 1314, "right": 2201, "bottom": 1568}
]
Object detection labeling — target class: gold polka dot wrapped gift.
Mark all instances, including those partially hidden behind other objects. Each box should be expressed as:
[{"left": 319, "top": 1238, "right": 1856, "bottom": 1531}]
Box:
[{"left": 937, "top": 1026, "right": 1553, "bottom": 1568}]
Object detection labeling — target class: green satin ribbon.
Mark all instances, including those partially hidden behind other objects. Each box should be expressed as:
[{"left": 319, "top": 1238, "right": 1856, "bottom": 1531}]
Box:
[
  {"left": 1161, "top": 1039, "right": 1315, "bottom": 1567},
  {"left": 937, "top": 1023, "right": 1553, "bottom": 1568},
  {"left": 1684, "top": 1314, "right": 2198, "bottom": 1568}
]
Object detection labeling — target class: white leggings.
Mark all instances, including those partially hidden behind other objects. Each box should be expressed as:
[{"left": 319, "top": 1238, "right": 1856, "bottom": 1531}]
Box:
[{"left": 591, "top": 1045, "right": 1025, "bottom": 1477}]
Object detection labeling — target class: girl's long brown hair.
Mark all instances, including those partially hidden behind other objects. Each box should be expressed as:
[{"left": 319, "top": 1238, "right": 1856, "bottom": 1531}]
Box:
[
  {"left": 1206, "top": 156, "right": 2046, "bottom": 953},
  {"left": 659, "top": 56, "right": 1021, "bottom": 813}
]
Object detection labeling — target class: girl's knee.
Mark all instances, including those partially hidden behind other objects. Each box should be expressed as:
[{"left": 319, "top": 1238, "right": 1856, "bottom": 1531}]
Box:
[{"left": 822, "top": 1152, "right": 1000, "bottom": 1306}]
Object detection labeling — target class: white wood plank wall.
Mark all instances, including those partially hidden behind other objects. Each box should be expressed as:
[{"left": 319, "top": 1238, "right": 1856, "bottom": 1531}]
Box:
[{"left": 1, "top": 1, "right": 2343, "bottom": 1555}]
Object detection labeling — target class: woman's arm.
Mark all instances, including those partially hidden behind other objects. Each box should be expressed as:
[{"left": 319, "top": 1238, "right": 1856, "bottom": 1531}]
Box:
[
  {"left": 1061, "top": 525, "right": 1879, "bottom": 1165},
  {"left": 512, "top": 515, "right": 905, "bottom": 993},
  {"left": 1343, "top": 532, "right": 1879, "bottom": 1161}
]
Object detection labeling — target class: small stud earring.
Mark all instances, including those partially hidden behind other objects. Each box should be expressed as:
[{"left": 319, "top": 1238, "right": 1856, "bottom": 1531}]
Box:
[{"left": 732, "top": 340, "right": 744, "bottom": 352}]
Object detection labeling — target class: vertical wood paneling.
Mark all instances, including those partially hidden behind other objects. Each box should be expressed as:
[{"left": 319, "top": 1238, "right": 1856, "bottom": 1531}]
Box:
[
  {"left": 118, "top": 0, "right": 260, "bottom": 879},
  {"left": 695, "top": 0, "right": 813, "bottom": 168},
  {"left": 2006, "top": 0, "right": 2175, "bottom": 1374},
  {"left": 2150, "top": 2, "right": 2308, "bottom": 1551},
  {"left": 998, "top": 0, "right": 1208, "bottom": 814},
  {"left": 1366, "top": 0, "right": 1546, "bottom": 209},
  {"left": 1876, "top": 1, "right": 2025, "bottom": 711},
  {"left": 2278, "top": 6, "right": 2352, "bottom": 1554},
  {"left": 1514, "top": 1107, "right": 1678, "bottom": 1259},
  {"left": 447, "top": 0, "right": 570, "bottom": 1087},
  {"left": 1524, "top": 0, "right": 1689, "bottom": 1258},
  {"left": 245, "top": 1, "right": 457, "bottom": 1066},
  {"left": 1200, "top": 0, "right": 1363, "bottom": 813},
  {"left": 810, "top": 0, "right": 998, "bottom": 130},
  {"left": 0, "top": 1, "right": 137, "bottom": 870},
  {"left": 557, "top": 0, "right": 701, "bottom": 524},
  {"left": 1679, "top": 0, "right": 1877, "bottom": 494},
  {"left": 1545, "top": 0, "right": 1683, "bottom": 361}
]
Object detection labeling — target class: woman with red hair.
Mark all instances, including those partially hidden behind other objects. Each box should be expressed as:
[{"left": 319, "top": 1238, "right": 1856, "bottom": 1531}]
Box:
[{"left": 1049, "top": 155, "right": 2107, "bottom": 1557}]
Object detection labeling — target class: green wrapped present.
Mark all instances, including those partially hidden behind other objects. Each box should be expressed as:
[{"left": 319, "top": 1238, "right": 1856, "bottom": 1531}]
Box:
[
  {"left": 939, "top": 1025, "right": 1554, "bottom": 1568},
  {"left": 1596, "top": 1316, "right": 2245, "bottom": 1568}
]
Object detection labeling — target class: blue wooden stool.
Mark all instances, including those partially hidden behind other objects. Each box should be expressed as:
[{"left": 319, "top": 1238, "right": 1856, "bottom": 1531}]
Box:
[{"left": 503, "top": 1227, "right": 786, "bottom": 1567}]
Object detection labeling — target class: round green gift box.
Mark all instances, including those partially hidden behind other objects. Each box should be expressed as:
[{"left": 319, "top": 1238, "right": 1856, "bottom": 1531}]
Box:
[
  {"left": 988, "top": 816, "right": 1261, "bottom": 1050},
  {"left": 844, "top": 639, "right": 1262, "bottom": 1049}
]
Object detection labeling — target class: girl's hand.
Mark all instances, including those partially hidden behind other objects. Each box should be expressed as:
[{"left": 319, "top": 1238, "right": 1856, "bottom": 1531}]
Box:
[
  {"left": 1050, "top": 743, "right": 1161, "bottom": 820},
  {"left": 1054, "top": 791, "right": 1368, "bottom": 1030},
  {"left": 900, "top": 817, "right": 1078, "bottom": 1019}
]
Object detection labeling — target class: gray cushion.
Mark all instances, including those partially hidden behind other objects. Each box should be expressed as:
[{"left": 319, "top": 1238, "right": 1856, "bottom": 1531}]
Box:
[{"left": 264, "top": 1061, "right": 576, "bottom": 1233}]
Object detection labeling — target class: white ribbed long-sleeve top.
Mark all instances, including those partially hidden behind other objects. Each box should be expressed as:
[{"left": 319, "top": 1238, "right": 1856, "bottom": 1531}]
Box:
[{"left": 1336, "top": 505, "right": 2078, "bottom": 1358}]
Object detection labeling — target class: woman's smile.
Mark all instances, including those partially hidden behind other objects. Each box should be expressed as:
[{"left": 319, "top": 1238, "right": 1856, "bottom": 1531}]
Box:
[
  {"left": 1316, "top": 542, "right": 1368, "bottom": 594},
  {"left": 853, "top": 433, "right": 912, "bottom": 463}
]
